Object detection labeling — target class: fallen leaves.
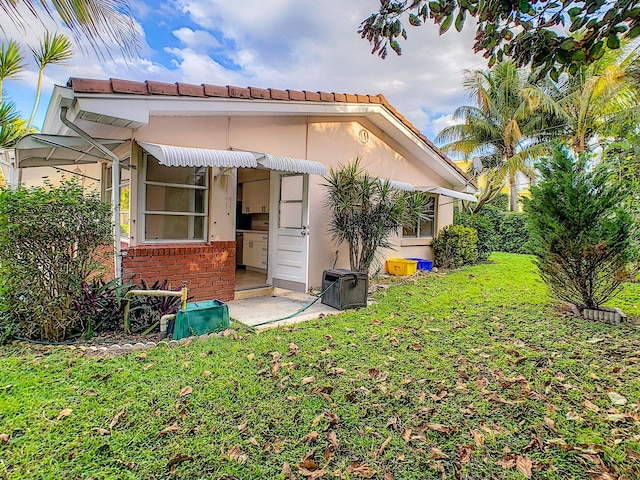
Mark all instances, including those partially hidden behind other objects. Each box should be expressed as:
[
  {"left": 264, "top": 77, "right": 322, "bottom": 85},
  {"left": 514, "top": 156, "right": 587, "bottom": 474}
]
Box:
[
  {"left": 179, "top": 386, "right": 193, "bottom": 397},
  {"left": 0, "top": 433, "right": 9, "bottom": 444},
  {"left": 302, "top": 431, "right": 319, "bottom": 443},
  {"left": 346, "top": 462, "right": 376, "bottom": 478},
  {"left": 227, "top": 444, "right": 247, "bottom": 463},
  {"left": 93, "top": 427, "right": 110, "bottom": 436},
  {"left": 607, "top": 392, "right": 627, "bottom": 406},
  {"left": 109, "top": 409, "right": 126, "bottom": 429},
  {"left": 516, "top": 455, "right": 533, "bottom": 478},
  {"left": 156, "top": 423, "right": 180, "bottom": 437},
  {"left": 56, "top": 408, "right": 72, "bottom": 420},
  {"left": 301, "top": 376, "right": 315, "bottom": 386}
]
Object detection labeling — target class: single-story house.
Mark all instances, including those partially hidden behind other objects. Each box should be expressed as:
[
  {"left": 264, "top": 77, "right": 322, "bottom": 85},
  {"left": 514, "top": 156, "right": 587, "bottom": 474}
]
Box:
[{"left": 15, "top": 78, "right": 477, "bottom": 302}]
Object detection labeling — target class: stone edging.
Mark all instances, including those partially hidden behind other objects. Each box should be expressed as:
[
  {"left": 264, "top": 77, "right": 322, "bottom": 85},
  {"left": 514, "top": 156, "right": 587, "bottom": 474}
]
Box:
[{"left": 10, "top": 329, "right": 237, "bottom": 353}]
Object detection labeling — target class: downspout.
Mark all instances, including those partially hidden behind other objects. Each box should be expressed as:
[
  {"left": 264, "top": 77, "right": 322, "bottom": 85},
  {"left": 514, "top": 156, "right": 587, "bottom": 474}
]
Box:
[{"left": 59, "top": 106, "right": 122, "bottom": 280}]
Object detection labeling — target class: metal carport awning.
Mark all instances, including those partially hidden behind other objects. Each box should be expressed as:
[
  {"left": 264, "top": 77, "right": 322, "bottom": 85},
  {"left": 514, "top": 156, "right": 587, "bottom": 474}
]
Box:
[
  {"left": 15, "top": 134, "right": 125, "bottom": 168},
  {"left": 137, "top": 141, "right": 258, "bottom": 168},
  {"left": 417, "top": 186, "right": 478, "bottom": 202},
  {"left": 256, "top": 154, "right": 326, "bottom": 175},
  {"left": 137, "top": 141, "right": 327, "bottom": 175},
  {"left": 379, "top": 179, "right": 415, "bottom": 191}
]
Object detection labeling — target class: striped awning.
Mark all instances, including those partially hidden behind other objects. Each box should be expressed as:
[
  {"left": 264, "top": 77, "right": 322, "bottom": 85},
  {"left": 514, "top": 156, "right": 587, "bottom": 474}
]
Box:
[
  {"left": 379, "top": 178, "right": 415, "bottom": 191},
  {"left": 137, "top": 141, "right": 258, "bottom": 168},
  {"left": 417, "top": 186, "right": 478, "bottom": 202},
  {"left": 256, "top": 154, "right": 326, "bottom": 175}
]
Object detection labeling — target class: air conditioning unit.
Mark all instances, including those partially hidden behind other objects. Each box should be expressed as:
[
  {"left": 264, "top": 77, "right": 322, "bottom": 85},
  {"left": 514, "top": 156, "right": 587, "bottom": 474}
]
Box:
[{"left": 321, "top": 269, "right": 368, "bottom": 310}]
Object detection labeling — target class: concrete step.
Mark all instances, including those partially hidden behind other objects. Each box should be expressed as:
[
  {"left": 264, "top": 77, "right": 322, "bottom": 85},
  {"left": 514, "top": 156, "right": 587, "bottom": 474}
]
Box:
[{"left": 234, "top": 286, "right": 274, "bottom": 300}]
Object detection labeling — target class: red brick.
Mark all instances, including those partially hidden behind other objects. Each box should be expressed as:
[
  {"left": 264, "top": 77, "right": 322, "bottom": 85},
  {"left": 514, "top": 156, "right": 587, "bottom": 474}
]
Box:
[{"left": 122, "top": 242, "right": 235, "bottom": 301}]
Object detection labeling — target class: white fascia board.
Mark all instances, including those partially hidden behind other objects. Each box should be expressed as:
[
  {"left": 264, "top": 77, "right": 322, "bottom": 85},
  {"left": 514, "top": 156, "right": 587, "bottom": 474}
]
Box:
[
  {"left": 75, "top": 97, "right": 149, "bottom": 127},
  {"left": 41, "top": 86, "right": 75, "bottom": 134}
]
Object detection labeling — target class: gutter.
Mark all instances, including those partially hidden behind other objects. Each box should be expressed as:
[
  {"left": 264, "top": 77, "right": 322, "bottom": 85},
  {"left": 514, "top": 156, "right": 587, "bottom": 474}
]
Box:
[{"left": 59, "top": 106, "right": 122, "bottom": 280}]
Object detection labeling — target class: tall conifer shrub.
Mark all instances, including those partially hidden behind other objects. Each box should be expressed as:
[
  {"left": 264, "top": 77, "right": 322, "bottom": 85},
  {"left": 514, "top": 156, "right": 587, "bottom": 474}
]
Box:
[{"left": 526, "top": 146, "right": 637, "bottom": 310}]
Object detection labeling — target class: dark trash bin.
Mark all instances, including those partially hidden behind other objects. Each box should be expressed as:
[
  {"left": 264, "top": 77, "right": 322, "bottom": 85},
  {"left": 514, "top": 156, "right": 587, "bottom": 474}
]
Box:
[{"left": 321, "top": 269, "right": 368, "bottom": 310}]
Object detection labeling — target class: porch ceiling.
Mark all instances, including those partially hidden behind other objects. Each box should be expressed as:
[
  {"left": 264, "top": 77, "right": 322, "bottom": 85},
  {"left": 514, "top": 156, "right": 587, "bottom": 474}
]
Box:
[{"left": 15, "top": 134, "right": 124, "bottom": 168}]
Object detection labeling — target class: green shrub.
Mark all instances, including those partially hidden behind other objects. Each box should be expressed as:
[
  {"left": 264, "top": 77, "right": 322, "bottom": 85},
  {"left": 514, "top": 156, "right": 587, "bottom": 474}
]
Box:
[
  {"left": 526, "top": 146, "right": 637, "bottom": 310},
  {"left": 432, "top": 224, "right": 478, "bottom": 268},
  {"left": 455, "top": 211, "right": 496, "bottom": 261},
  {"left": 499, "top": 212, "right": 530, "bottom": 253},
  {"left": 73, "top": 278, "right": 183, "bottom": 338},
  {"left": 0, "top": 180, "right": 112, "bottom": 341}
]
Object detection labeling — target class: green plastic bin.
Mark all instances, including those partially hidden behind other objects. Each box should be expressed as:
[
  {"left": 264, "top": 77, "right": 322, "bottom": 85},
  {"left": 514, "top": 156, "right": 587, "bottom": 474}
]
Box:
[{"left": 172, "top": 300, "right": 230, "bottom": 340}]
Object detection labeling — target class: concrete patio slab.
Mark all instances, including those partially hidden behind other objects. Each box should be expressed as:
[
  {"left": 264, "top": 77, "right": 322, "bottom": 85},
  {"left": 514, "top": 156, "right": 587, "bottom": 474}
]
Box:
[{"left": 228, "top": 288, "right": 340, "bottom": 330}]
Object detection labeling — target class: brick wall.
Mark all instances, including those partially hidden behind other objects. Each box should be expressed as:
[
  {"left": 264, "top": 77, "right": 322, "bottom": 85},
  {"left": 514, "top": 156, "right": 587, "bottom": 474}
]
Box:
[{"left": 122, "top": 242, "right": 236, "bottom": 301}]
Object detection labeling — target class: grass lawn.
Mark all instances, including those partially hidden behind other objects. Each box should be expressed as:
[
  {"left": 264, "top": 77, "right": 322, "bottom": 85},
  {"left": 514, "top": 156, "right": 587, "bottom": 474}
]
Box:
[{"left": 1, "top": 253, "right": 639, "bottom": 479}]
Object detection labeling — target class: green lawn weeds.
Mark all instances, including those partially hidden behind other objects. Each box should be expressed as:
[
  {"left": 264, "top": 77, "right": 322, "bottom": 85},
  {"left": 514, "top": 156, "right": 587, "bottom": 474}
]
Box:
[{"left": 1, "top": 253, "right": 639, "bottom": 479}]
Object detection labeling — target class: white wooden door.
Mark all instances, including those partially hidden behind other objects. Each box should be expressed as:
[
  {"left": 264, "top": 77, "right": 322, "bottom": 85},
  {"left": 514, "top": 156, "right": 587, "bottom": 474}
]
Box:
[{"left": 268, "top": 172, "right": 309, "bottom": 292}]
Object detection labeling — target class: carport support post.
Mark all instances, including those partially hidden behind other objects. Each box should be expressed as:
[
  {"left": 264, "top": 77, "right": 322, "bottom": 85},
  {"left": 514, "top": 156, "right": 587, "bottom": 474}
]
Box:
[{"left": 59, "top": 107, "right": 121, "bottom": 280}]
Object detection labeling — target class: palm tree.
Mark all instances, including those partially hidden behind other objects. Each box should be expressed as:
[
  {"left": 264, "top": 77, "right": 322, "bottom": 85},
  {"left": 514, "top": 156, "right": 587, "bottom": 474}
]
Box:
[
  {"left": 1, "top": 0, "right": 138, "bottom": 59},
  {"left": 436, "top": 61, "right": 549, "bottom": 212},
  {"left": 26, "top": 33, "right": 74, "bottom": 132},
  {"left": 0, "top": 40, "right": 27, "bottom": 104},
  {"left": 0, "top": 101, "right": 25, "bottom": 148},
  {"left": 527, "top": 46, "right": 640, "bottom": 153},
  {"left": 323, "top": 157, "right": 429, "bottom": 273}
]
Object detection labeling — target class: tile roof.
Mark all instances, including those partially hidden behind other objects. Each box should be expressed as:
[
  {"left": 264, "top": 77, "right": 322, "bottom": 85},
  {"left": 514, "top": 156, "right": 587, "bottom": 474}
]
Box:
[{"left": 67, "top": 77, "right": 473, "bottom": 185}]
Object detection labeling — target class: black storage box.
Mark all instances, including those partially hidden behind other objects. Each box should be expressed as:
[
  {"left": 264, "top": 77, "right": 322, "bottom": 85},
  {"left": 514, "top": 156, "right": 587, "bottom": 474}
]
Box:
[{"left": 321, "top": 269, "right": 368, "bottom": 310}]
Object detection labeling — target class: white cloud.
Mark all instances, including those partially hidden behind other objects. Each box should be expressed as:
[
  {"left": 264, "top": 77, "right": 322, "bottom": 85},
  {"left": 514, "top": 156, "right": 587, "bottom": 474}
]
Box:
[
  {"left": 172, "top": 28, "right": 221, "bottom": 50},
  {"left": 3, "top": 0, "right": 487, "bottom": 135}
]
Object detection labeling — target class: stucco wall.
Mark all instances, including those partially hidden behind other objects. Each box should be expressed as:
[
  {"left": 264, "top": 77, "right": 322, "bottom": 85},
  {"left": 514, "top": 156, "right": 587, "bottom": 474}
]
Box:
[{"left": 127, "top": 114, "right": 458, "bottom": 289}]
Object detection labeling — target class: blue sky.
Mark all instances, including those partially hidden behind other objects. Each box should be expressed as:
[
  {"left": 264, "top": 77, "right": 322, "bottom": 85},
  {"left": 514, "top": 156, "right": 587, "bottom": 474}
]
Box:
[{"left": 1, "top": 0, "right": 485, "bottom": 140}]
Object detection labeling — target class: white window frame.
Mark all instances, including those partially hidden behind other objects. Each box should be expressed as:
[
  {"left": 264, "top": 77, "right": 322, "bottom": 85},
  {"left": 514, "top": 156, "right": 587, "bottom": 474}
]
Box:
[
  {"left": 140, "top": 152, "right": 209, "bottom": 243},
  {"left": 104, "top": 158, "right": 131, "bottom": 241},
  {"left": 402, "top": 194, "right": 436, "bottom": 240}
]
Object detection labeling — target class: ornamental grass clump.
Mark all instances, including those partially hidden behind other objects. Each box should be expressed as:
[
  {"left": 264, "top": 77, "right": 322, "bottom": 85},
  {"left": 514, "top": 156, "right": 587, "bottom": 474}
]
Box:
[
  {"left": 0, "top": 180, "right": 112, "bottom": 341},
  {"left": 526, "top": 146, "right": 638, "bottom": 311}
]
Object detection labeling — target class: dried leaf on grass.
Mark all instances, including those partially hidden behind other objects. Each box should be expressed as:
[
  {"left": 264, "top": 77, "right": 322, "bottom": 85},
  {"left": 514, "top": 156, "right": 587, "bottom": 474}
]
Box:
[
  {"left": 377, "top": 435, "right": 392, "bottom": 458},
  {"left": 0, "top": 434, "right": 10, "bottom": 444},
  {"left": 228, "top": 444, "right": 248, "bottom": 463},
  {"left": 179, "top": 386, "right": 193, "bottom": 397},
  {"left": 157, "top": 423, "right": 180, "bottom": 437},
  {"left": 429, "top": 447, "right": 449, "bottom": 459},
  {"left": 303, "top": 431, "right": 319, "bottom": 443},
  {"left": 326, "top": 430, "right": 339, "bottom": 450},
  {"left": 109, "top": 409, "right": 126, "bottom": 428},
  {"left": 607, "top": 392, "right": 627, "bottom": 406},
  {"left": 167, "top": 454, "right": 193, "bottom": 467},
  {"left": 346, "top": 462, "right": 376, "bottom": 478},
  {"left": 93, "top": 428, "right": 110, "bottom": 436},
  {"left": 282, "top": 462, "right": 296, "bottom": 480},
  {"left": 115, "top": 459, "right": 135, "bottom": 469},
  {"left": 516, "top": 455, "right": 533, "bottom": 478},
  {"left": 301, "top": 376, "right": 315, "bottom": 385},
  {"left": 56, "top": 408, "right": 72, "bottom": 420}
]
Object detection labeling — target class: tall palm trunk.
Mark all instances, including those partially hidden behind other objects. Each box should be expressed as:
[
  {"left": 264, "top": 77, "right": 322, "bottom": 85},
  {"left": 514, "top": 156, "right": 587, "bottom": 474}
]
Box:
[
  {"left": 26, "top": 67, "right": 44, "bottom": 133},
  {"left": 509, "top": 174, "right": 519, "bottom": 212}
]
